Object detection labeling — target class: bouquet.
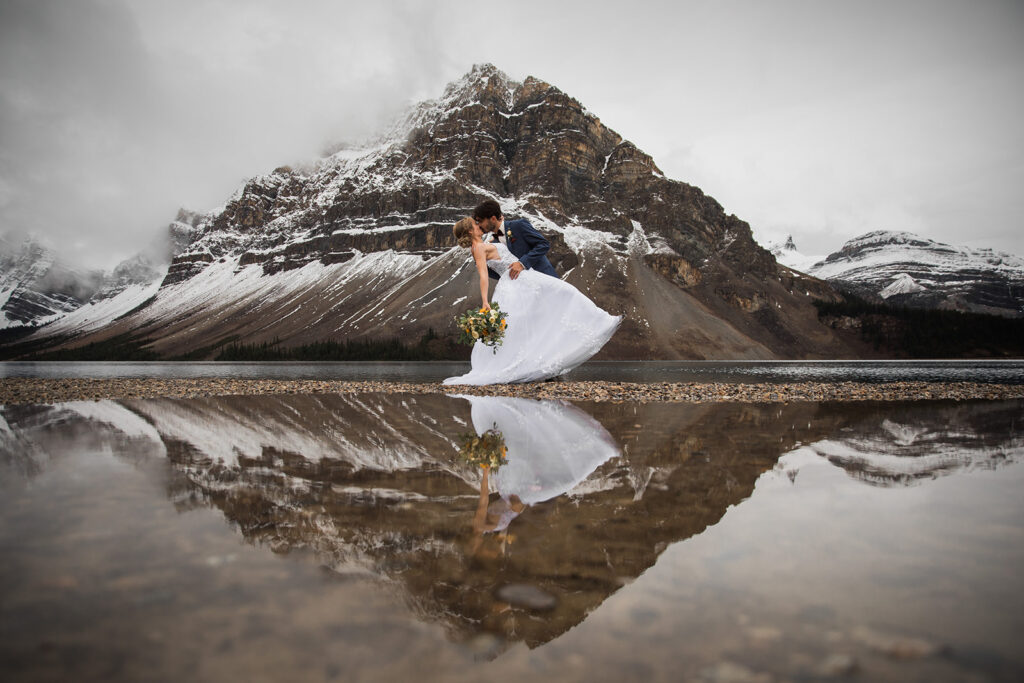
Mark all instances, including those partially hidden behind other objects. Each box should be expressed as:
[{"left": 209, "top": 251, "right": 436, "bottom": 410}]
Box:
[
  {"left": 455, "top": 302, "right": 507, "bottom": 351},
  {"left": 457, "top": 427, "right": 508, "bottom": 470}
]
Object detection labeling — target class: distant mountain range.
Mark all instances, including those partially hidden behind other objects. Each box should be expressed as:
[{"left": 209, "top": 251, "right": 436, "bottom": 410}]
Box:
[
  {"left": 769, "top": 231, "right": 1024, "bottom": 318},
  {"left": 0, "top": 219, "right": 194, "bottom": 334},
  {"left": 2, "top": 64, "right": 862, "bottom": 360},
  {"left": 2, "top": 64, "right": 1021, "bottom": 361}
]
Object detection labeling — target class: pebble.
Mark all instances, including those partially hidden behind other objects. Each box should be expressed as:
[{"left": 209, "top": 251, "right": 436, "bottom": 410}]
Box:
[
  {"left": 494, "top": 583, "right": 557, "bottom": 611},
  {"left": 699, "top": 661, "right": 774, "bottom": 683},
  {"left": 1, "top": 378, "right": 1022, "bottom": 406},
  {"left": 462, "top": 633, "right": 504, "bottom": 660},
  {"left": 815, "top": 654, "right": 858, "bottom": 677}
]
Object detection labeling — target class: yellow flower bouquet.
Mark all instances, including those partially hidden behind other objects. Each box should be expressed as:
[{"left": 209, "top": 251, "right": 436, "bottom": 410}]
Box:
[
  {"left": 457, "top": 427, "right": 508, "bottom": 470},
  {"left": 455, "top": 302, "right": 508, "bottom": 351}
]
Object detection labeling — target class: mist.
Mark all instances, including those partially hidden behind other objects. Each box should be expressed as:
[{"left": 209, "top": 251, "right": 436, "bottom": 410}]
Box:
[
  {"left": 1, "top": 0, "right": 1022, "bottom": 271},
  {"left": 0, "top": 0, "right": 452, "bottom": 269}
]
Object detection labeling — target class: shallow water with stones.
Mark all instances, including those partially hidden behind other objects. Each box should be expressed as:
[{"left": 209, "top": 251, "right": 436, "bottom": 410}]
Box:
[{"left": 1, "top": 392, "right": 1023, "bottom": 681}]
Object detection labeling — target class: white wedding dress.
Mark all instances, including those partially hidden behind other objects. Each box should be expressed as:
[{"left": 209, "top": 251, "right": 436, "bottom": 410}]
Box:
[
  {"left": 460, "top": 395, "right": 621, "bottom": 531},
  {"left": 443, "top": 243, "right": 621, "bottom": 385}
]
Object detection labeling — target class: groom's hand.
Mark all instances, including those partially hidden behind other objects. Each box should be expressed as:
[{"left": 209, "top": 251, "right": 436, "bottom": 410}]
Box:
[{"left": 509, "top": 262, "right": 524, "bottom": 280}]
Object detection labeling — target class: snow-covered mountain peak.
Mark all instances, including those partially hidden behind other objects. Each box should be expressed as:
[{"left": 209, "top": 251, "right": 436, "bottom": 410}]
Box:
[
  {"left": 351, "top": 64, "right": 522, "bottom": 156},
  {"left": 808, "top": 230, "right": 1024, "bottom": 316},
  {"left": 0, "top": 214, "right": 200, "bottom": 330},
  {"left": 815, "top": 231, "right": 1024, "bottom": 277},
  {"left": 767, "top": 235, "right": 825, "bottom": 274},
  {"left": 840, "top": 230, "right": 934, "bottom": 252},
  {"left": 0, "top": 234, "right": 109, "bottom": 329},
  {"left": 444, "top": 63, "right": 518, "bottom": 107}
]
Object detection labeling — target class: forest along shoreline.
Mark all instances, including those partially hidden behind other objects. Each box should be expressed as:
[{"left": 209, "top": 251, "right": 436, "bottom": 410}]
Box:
[{"left": 2, "top": 378, "right": 1024, "bottom": 406}]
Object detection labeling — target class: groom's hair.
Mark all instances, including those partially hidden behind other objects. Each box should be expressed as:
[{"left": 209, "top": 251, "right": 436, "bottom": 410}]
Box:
[{"left": 472, "top": 199, "right": 503, "bottom": 221}]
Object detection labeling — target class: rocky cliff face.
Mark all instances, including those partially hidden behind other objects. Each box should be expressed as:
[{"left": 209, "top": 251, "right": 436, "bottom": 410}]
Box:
[
  {"left": 174, "top": 65, "right": 779, "bottom": 282},
  {"left": 805, "top": 231, "right": 1024, "bottom": 317},
  {"left": 9, "top": 64, "right": 862, "bottom": 360}
]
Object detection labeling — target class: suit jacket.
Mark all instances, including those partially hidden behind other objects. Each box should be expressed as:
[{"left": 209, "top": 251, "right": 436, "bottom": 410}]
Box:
[{"left": 487, "top": 217, "right": 559, "bottom": 280}]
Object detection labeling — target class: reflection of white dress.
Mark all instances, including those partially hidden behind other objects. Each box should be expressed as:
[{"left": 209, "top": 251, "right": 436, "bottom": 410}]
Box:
[
  {"left": 462, "top": 395, "right": 621, "bottom": 530},
  {"left": 443, "top": 243, "right": 621, "bottom": 385}
]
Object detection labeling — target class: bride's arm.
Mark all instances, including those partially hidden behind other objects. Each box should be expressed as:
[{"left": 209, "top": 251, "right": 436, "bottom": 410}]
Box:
[{"left": 471, "top": 243, "right": 491, "bottom": 311}]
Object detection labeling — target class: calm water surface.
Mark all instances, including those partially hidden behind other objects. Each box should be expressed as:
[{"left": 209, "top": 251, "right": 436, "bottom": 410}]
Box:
[
  {"left": 1, "top": 393, "right": 1022, "bottom": 681},
  {"left": 3, "top": 359, "right": 1024, "bottom": 383}
]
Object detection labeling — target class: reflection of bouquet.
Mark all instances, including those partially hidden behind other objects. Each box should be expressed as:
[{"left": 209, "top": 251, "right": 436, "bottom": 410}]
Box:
[
  {"left": 458, "top": 427, "right": 508, "bottom": 470},
  {"left": 455, "top": 303, "right": 507, "bottom": 351}
]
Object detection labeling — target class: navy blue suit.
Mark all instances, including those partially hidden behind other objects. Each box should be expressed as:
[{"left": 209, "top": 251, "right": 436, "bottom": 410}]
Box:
[{"left": 487, "top": 218, "right": 559, "bottom": 280}]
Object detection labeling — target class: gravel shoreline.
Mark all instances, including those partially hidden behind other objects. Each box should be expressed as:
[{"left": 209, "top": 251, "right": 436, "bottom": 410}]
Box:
[{"left": 2, "top": 377, "right": 1023, "bottom": 406}]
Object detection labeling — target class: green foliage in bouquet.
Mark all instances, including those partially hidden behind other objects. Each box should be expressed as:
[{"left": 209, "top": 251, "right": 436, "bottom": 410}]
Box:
[
  {"left": 455, "top": 302, "right": 508, "bottom": 352},
  {"left": 457, "top": 427, "right": 508, "bottom": 470}
]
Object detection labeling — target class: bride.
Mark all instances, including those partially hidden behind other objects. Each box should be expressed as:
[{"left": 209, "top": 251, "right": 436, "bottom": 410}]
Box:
[{"left": 443, "top": 217, "right": 621, "bottom": 385}]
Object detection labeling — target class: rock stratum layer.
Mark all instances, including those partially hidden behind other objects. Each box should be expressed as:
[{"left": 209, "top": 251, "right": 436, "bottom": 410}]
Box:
[{"left": 6, "top": 64, "right": 861, "bottom": 360}]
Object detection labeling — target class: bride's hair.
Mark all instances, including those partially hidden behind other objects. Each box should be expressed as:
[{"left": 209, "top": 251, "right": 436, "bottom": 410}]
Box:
[{"left": 453, "top": 217, "right": 475, "bottom": 248}]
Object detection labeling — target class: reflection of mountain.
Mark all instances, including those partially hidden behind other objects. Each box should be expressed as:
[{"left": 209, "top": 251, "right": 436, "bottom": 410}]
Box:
[
  {"left": 805, "top": 401, "right": 1024, "bottom": 486},
  {"left": 0, "top": 405, "right": 54, "bottom": 478},
  {"left": 127, "top": 393, "right": 461, "bottom": 471},
  {"left": 0, "top": 401, "right": 165, "bottom": 479},
  {"left": 116, "top": 393, "right": 807, "bottom": 650},
  {"left": 4, "top": 394, "right": 1020, "bottom": 651}
]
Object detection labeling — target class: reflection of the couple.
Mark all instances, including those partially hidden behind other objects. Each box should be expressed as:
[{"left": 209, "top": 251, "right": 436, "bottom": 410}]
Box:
[
  {"left": 469, "top": 466, "right": 523, "bottom": 558},
  {"left": 455, "top": 395, "right": 621, "bottom": 557}
]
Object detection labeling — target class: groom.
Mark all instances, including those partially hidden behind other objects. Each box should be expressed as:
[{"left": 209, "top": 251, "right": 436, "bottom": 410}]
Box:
[{"left": 472, "top": 199, "right": 559, "bottom": 281}]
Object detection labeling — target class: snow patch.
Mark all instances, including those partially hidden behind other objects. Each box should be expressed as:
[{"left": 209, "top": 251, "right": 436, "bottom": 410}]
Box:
[
  {"left": 63, "top": 400, "right": 165, "bottom": 446},
  {"left": 559, "top": 223, "right": 621, "bottom": 253},
  {"left": 34, "top": 279, "right": 163, "bottom": 337},
  {"left": 880, "top": 273, "right": 927, "bottom": 298},
  {"left": 627, "top": 221, "right": 677, "bottom": 259}
]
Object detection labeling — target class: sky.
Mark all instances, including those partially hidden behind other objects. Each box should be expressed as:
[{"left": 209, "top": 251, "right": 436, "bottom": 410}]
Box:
[{"left": 1, "top": 0, "right": 1022, "bottom": 270}]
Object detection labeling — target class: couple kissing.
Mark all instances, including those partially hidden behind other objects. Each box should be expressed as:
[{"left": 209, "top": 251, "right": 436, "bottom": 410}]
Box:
[{"left": 443, "top": 199, "right": 620, "bottom": 386}]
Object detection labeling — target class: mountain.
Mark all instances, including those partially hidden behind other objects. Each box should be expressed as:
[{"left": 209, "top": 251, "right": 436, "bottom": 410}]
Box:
[
  {"left": 0, "top": 215, "right": 197, "bottom": 339},
  {"left": 767, "top": 235, "right": 825, "bottom": 274},
  {"left": 805, "top": 231, "right": 1024, "bottom": 317},
  {"left": 0, "top": 235, "right": 105, "bottom": 330},
  {"left": 5, "top": 64, "right": 861, "bottom": 360}
]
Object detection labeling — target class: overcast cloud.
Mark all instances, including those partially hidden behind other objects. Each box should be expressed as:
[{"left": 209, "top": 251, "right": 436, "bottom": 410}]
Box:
[{"left": 1, "top": 0, "right": 1021, "bottom": 270}]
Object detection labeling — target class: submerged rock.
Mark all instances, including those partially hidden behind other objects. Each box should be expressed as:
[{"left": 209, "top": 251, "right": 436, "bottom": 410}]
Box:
[
  {"left": 494, "top": 583, "right": 557, "bottom": 611},
  {"left": 852, "top": 626, "right": 944, "bottom": 659},
  {"left": 815, "top": 653, "right": 858, "bottom": 676}
]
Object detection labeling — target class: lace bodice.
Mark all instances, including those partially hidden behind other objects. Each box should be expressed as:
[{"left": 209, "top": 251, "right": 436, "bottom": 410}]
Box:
[{"left": 486, "top": 243, "right": 520, "bottom": 277}]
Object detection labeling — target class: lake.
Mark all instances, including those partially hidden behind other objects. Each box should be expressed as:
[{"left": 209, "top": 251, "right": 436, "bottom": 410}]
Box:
[
  {"left": 1, "top": 390, "right": 1022, "bottom": 681},
  {"left": 3, "top": 359, "right": 1024, "bottom": 383}
]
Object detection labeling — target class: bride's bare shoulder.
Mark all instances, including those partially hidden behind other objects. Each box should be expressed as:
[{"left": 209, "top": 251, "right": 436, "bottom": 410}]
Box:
[{"left": 472, "top": 241, "right": 498, "bottom": 260}]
